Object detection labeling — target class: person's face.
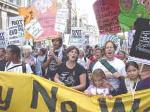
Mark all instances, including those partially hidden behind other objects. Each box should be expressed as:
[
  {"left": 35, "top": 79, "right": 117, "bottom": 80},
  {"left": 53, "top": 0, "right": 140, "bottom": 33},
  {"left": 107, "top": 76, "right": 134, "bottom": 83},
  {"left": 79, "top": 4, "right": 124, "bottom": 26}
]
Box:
[
  {"left": 67, "top": 49, "right": 78, "bottom": 62},
  {"left": 79, "top": 50, "right": 84, "bottom": 58},
  {"left": 118, "top": 52, "right": 126, "bottom": 60},
  {"left": 105, "top": 42, "right": 115, "bottom": 59},
  {"left": 127, "top": 65, "right": 139, "bottom": 80},
  {"left": 6, "top": 48, "right": 13, "bottom": 61},
  {"left": 94, "top": 49, "right": 102, "bottom": 60},
  {"left": 52, "top": 38, "right": 61, "bottom": 50},
  {"left": 23, "top": 49, "right": 30, "bottom": 58},
  {"left": 93, "top": 76, "right": 104, "bottom": 88}
]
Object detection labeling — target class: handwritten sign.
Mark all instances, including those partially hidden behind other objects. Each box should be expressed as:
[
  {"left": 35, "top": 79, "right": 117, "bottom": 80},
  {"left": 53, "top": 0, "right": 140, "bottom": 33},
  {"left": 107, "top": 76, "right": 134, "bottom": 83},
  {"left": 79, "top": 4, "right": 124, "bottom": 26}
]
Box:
[
  {"left": 25, "top": 19, "right": 43, "bottom": 39},
  {"left": 129, "top": 18, "right": 150, "bottom": 65},
  {"left": 93, "top": 0, "right": 121, "bottom": 34}
]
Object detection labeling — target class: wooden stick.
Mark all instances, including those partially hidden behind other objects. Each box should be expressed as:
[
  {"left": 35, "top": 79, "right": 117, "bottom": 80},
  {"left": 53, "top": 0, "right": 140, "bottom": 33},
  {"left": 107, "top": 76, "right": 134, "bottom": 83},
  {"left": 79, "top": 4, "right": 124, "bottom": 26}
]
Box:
[{"left": 140, "top": 64, "right": 144, "bottom": 73}]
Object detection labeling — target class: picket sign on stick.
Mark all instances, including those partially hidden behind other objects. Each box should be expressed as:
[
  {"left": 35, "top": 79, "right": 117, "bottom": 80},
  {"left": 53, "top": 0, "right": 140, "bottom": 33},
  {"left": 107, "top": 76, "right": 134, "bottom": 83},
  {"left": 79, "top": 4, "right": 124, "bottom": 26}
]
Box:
[{"left": 140, "top": 64, "right": 144, "bottom": 73}]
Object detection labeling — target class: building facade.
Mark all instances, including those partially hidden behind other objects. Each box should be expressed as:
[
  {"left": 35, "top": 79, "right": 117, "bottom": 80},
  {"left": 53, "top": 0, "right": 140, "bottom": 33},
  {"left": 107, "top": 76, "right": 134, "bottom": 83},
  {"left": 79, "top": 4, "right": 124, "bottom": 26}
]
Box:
[{"left": 0, "top": 0, "right": 31, "bottom": 30}]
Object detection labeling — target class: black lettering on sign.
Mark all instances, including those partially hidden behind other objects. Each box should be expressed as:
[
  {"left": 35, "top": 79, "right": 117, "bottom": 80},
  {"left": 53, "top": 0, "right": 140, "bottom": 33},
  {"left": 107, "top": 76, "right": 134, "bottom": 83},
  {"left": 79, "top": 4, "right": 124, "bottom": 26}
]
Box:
[
  {"left": 61, "top": 101, "right": 77, "bottom": 112},
  {"left": 9, "top": 29, "right": 17, "bottom": 35},
  {"left": 98, "top": 98, "right": 108, "bottom": 112},
  {"left": 72, "top": 30, "right": 82, "bottom": 37},
  {"left": 11, "top": 20, "right": 23, "bottom": 26},
  {"left": 112, "top": 98, "right": 125, "bottom": 112},
  {"left": 130, "top": 99, "right": 140, "bottom": 111},
  {"left": 0, "top": 86, "right": 13, "bottom": 111},
  {"left": 31, "top": 80, "right": 58, "bottom": 112}
]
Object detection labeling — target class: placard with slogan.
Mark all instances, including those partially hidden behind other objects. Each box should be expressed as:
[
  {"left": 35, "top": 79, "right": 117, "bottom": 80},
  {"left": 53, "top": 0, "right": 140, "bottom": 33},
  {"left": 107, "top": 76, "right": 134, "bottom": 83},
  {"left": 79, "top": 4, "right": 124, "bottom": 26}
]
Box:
[
  {"left": 0, "top": 72, "right": 150, "bottom": 112},
  {"left": 0, "top": 31, "right": 7, "bottom": 48},
  {"left": 129, "top": 18, "right": 150, "bottom": 65},
  {"left": 93, "top": 0, "right": 121, "bottom": 34},
  {"left": 69, "top": 27, "right": 84, "bottom": 46},
  {"left": 8, "top": 16, "right": 24, "bottom": 45}
]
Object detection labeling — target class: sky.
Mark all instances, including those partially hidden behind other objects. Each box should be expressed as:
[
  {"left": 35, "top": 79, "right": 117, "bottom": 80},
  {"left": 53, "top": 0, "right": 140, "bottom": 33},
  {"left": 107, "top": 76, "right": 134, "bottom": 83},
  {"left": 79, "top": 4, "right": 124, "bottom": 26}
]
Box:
[{"left": 76, "top": 0, "right": 97, "bottom": 25}]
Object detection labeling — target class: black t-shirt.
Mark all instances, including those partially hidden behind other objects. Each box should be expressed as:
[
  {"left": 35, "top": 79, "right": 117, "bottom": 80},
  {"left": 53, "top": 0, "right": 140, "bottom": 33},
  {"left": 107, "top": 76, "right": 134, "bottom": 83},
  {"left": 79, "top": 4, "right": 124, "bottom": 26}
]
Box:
[
  {"left": 57, "top": 62, "right": 86, "bottom": 87},
  {"left": 46, "top": 51, "right": 66, "bottom": 80}
]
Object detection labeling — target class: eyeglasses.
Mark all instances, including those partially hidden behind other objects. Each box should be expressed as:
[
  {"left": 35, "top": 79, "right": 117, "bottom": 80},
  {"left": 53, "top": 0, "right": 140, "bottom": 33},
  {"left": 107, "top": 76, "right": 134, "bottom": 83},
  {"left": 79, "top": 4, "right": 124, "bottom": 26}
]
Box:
[{"left": 105, "top": 46, "right": 114, "bottom": 49}]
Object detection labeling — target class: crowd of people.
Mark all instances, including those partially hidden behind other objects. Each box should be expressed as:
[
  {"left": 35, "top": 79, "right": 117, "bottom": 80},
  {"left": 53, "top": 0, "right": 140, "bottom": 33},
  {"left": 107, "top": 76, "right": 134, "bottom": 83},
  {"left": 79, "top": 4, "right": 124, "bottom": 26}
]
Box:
[{"left": 0, "top": 35, "right": 149, "bottom": 97}]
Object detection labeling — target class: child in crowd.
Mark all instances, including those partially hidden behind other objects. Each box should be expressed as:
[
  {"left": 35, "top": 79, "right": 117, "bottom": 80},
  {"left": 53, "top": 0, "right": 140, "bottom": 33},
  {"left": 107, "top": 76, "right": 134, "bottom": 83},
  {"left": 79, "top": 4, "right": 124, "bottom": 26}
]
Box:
[
  {"left": 84, "top": 68, "right": 112, "bottom": 97},
  {"left": 125, "top": 61, "right": 141, "bottom": 93}
]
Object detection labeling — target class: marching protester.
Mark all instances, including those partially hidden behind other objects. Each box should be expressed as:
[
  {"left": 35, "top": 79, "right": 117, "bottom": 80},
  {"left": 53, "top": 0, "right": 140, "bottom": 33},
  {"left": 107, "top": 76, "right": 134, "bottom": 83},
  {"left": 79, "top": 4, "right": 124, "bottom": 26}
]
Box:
[
  {"left": 116, "top": 50, "right": 127, "bottom": 63},
  {"left": 54, "top": 46, "right": 87, "bottom": 91},
  {"left": 36, "top": 48, "right": 47, "bottom": 77},
  {"left": 84, "top": 68, "right": 112, "bottom": 98},
  {"left": 77, "top": 48, "right": 90, "bottom": 70},
  {"left": 88, "top": 47, "right": 103, "bottom": 73},
  {"left": 0, "top": 48, "right": 7, "bottom": 71},
  {"left": 43, "top": 35, "right": 66, "bottom": 80},
  {"left": 22, "top": 45, "right": 42, "bottom": 76},
  {"left": 93, "top": 41, "right": 127, "bottom": 95},
  {"left": 5, "top": 45, "right": 33, "bottom": 73}
]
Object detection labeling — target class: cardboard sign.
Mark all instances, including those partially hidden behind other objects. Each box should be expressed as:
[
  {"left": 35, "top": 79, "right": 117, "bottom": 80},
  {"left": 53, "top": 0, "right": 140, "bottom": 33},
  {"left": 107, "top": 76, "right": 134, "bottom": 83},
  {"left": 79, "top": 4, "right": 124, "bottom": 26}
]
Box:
[{"left": 25, "top": 19, "right": 43, "bottom": 39}]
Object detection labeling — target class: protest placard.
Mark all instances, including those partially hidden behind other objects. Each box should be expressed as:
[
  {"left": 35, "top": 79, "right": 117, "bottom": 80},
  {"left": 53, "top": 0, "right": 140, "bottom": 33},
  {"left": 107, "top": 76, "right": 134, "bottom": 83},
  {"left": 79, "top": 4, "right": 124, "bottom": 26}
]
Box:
[
  {"left": 69, "top": 27, "right": 84, "bottom": 46},
  {"left": 129, "top": 18, "right": 150, "bottom": 65},
  {"left": 25, "top": 19, "right": 43, "bottom": 39},
  {"left": 0, "top": 31, "right": 7, "bottom": 48}
]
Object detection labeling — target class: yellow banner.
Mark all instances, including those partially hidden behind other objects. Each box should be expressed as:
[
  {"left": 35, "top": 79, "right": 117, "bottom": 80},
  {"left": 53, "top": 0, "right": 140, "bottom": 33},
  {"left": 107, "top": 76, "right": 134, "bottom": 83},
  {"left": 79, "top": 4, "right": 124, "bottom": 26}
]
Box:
[{"left": 0, "top": 72, "right": 150, "bottom": 112}]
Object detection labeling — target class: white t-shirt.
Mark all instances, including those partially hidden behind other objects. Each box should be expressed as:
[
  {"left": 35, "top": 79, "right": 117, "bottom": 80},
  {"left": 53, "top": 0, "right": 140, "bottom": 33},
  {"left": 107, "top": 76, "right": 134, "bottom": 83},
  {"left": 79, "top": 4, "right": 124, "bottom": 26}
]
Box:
[
  {"left": 93, "top": 57, "right": 126, "bottom": 77},
  {"left": 5, "top": 62, "right": 33, "bottom": 74},
  {"left": 77, "top": 57, "right": 90, "bottom": 70},
  {"left": 85, "top": 85, "right": 109, "bottom": 95}
]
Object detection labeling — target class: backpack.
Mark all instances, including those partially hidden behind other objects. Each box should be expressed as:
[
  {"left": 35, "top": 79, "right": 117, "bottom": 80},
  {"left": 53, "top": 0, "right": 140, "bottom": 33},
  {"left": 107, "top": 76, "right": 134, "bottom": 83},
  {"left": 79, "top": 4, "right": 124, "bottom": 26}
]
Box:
[{"left": 5, "top": 62, "right": 26, "bottom": 73}]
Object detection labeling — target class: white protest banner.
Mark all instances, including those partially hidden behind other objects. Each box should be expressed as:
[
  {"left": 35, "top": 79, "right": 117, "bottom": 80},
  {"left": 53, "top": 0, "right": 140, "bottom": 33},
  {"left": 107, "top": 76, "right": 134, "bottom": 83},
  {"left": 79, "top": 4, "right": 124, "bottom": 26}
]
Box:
[
  {"left": 55, "top": 8, "right": 68, "bottom": 33},
  {"left": 25, "top": 19, "right": 43, "bottom": 39},
  {"left": 69, "top": 27, "right": 84, "bottom": 46},
  {"left": 0, "top": 31, "right": 7, "bottom": 48},
  {"left": 8, "top": 26, "right": 21, "bottom": 45},
  {"left": 9, "top": 16, "right": 24, "bottom": 38}
]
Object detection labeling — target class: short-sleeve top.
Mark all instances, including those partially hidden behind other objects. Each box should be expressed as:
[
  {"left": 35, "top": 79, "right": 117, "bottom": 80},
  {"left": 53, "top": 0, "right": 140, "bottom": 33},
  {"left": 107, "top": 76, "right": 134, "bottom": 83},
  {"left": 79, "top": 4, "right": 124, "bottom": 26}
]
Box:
[{"left": 57, "top": 62, "right": 86, "bottom": 87}]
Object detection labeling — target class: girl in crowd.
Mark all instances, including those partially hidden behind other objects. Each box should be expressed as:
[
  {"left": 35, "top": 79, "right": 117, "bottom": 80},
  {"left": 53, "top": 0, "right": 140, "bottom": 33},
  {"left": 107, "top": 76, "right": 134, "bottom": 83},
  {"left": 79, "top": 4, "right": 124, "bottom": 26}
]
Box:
[
  {"left": 125, "top": 61, "right": 141, "bottom": 93},
  {"left": 54, "top": 46, "right": 87, "bottom": 91},
  {"left": 84, "top": 68, "right": 112, "bottom": 97}
]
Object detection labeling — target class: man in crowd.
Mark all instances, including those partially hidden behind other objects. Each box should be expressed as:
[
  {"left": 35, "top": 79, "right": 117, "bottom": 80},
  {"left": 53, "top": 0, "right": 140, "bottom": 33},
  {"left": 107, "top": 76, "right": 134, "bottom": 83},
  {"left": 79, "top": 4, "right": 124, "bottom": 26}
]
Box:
[
  {"left": 5, "top": 45, "right": 33, "bottom": 73},
  {"left": 43, "top": 35, "right": 66, "bottom": 80}
]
